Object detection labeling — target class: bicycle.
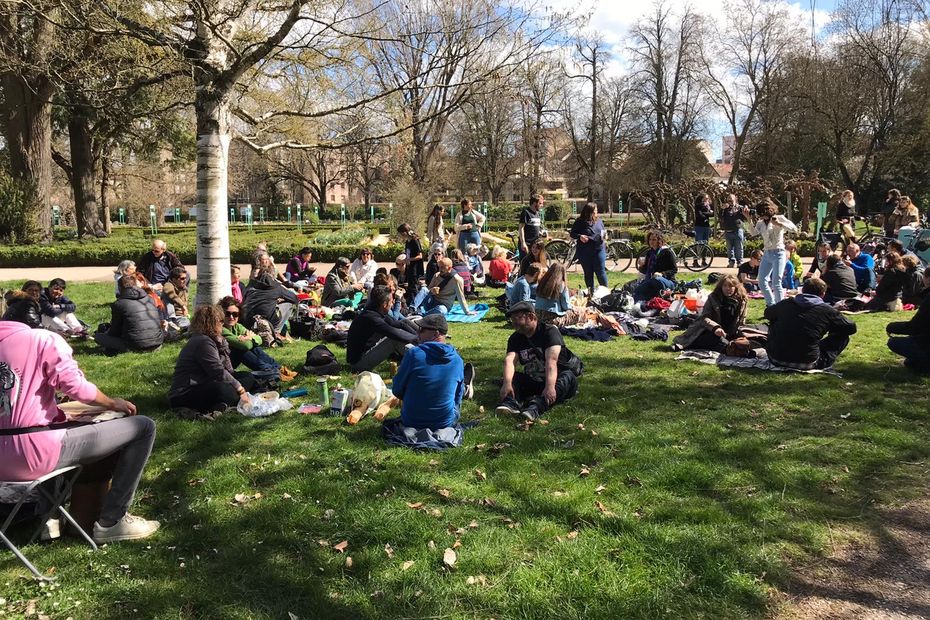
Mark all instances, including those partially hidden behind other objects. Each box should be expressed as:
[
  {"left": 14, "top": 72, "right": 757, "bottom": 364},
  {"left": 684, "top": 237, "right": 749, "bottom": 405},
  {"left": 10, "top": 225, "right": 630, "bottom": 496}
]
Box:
[
  {"left": 545, "top": 232, "right": 635, "bottom": 273},
  {"left": 635, "top": 229, "right": 715, "bottom": 273}
]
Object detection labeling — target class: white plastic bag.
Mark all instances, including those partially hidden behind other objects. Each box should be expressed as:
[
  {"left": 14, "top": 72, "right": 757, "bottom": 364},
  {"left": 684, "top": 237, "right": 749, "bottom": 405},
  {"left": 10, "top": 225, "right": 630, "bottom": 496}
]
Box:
[
  {"left": 667, "top": 299, "right": 690, "bottom": 319},
  {"left": 237, "top": 395, "right": 293, "bottom": 417}
]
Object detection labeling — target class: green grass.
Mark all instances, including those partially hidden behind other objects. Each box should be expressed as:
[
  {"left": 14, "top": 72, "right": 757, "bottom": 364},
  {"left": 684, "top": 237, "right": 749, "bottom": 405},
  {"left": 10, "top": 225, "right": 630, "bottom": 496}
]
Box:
[{"left": 1, "top": 278, "right": 928, "bottom": 619}]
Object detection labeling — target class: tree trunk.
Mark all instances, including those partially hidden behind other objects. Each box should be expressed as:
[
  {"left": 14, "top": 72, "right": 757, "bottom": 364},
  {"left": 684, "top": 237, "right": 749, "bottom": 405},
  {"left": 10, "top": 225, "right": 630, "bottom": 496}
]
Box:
[
  {"left": 68, "top": 106, "right": 103, "bottom": 237},
  {"left": 100, "top": 154, "right": 113, "bottom": 235},
  {"left": 1, "top": 74, "right": 54, "bottom": 242},
  {"left": 194, "top": 90, "right": 233, "bottom": 305}
]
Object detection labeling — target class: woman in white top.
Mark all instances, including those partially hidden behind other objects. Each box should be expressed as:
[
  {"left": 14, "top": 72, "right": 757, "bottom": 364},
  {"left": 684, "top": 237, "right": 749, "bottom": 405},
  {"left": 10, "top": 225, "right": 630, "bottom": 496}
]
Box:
[
  {"left": 426, "top": 204, "right": 447, "bottom": 248},
  {"left": 754, "top": 201, "right": 798, "bottom": 306},
  {"left": 349, "top": 248, "right": 379, "bottom": 290},
  {"left": 454, "top": 198, "right": 486, "bottom": 251}
]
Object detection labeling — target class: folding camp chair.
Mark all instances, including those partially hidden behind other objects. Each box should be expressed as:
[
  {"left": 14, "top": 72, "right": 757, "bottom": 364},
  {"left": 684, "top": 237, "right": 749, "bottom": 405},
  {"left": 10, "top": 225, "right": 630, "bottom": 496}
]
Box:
[{"left": 0, "top": 465, "right": 98, "bottom": 581}]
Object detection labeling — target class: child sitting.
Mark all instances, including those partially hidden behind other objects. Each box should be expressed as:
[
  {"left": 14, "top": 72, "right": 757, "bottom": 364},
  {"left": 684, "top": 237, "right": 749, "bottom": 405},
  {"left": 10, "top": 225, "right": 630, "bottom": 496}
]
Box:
[
  {"left": 450, "top": 249, "right": 475, "bottom": 297},
  {"left": 39, "top": 278, "right": 87, "bottom": 338},
  {"left": 506, "top": 262, "right": 543, "bottom": 306},
  {"left": 466, "top": 244, "right": 486, "bottom": 286},
  {"left": 487, "top": 245, "right": 512, "bottom": 287},
  {"left": 738, "top": 250, "right": 762, "bottom": 292}
]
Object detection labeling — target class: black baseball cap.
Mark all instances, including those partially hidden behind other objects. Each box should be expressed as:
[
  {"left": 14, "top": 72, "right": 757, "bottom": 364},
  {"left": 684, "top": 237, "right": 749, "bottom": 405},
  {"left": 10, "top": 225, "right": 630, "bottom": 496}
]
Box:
[
  {"left": 417, "top": 314, "right": 448, "bottom": 334},
  {"left": 505, "top": 301, "right": 536, "bottom": 317}
]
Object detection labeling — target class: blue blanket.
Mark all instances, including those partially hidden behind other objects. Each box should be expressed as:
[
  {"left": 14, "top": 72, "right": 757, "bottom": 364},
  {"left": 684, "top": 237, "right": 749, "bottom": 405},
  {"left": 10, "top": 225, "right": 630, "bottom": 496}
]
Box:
[{"left": 446, "top": 303, "right": 489, "bottom": 323}]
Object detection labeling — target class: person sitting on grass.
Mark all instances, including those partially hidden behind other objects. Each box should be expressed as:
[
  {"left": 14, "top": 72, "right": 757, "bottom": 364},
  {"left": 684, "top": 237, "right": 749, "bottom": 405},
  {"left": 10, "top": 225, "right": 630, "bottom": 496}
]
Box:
[
  {"left": 424, "top": 242, "right": 445, "bottom": 284},
  {"left": 672, "top": 274, "right": 748, "bottom": 353},
  {"left": 845, "top": 243, "right": 876, "bottom": 293},
  {"left": 137, "top": 239, "right": 184, "bottom": 288},
  {"left": 864, "top": 251, "right": 907, "bottom": 312},
  {"left": 450, "top": 249, "right": 475, "bottom": 296},
  {"left": 285, "top": 246, "right": 317, "bottom": 285},
  {"left": 94, "top": 275, "right": 165, "bottom": 355},
  {"left": 466, "top": 243, "right": 486, "bottom": 286},
  {"left": 496, "top": 301, "right": 583, "bottom": 422},
  {"left": 0, "top": 315, "right": 160, "bottom": 543},
  {"left": 520, "top": 239, "right": 548, "bottom": 276},
  {"left": 391, "top": 314, "right": 474, "bottom": 431},
  {"left": 821, "top": 254, "right": 859, "bottom": 303},
  {"left": 169, "top": 305, "right": 254, "bottom": 420},
  {"left": 231, "top": 265, "right": 247, "bottom": 304},
  {"left": 765, "top": 277, "right": 857, "bottom": 370},
  {"left": 506, "top": 262, "right": 543, "bottom": 306},
  {"left": 781, "top": 240, "right": 803, "bottom": 291},
  {"left": 534, "top": 263, "right": 584, "bottom": 327},
  {"left": 389, "top": 253, "right": 407, "bottom": 287},
  {"left": 2, "top": 280, "right": 42, "bottom": 328},
  {"left": 633, "top": 230, "right": 677, "bottom": 302},
  {"left": 113, "top": 260, "right": 137, "bottom": 298},
  {"left": 244, "top": 254, "right": 299, "bottom": 337},
  {"left": 371, "top": 273, "right": 407, "bottom": 320},
  {"left": 218, "top": 296, "right": 296, "bottom": 382},
  {"left": 487, "top": 245, "right": 512, "bottom": 287},
  {"left": 738, "top": 250, "right": 762, "bottom": 292},
  {"left": 804, "top": 242, "right": 832, "bottom": 280},
  {"left": 901, "top": 255, "right": 924, "bottom": 306},
  {"left": 346, "top": 285, "right": 418, "bottom": 372},
  {"left": 321, "top": 257, "right": 364, "bottom": 309},
  {"left": 886, "top": 266, "right": 930, "bottom": 373},
  {"left": 411, "top": 257, "right": 474, "bottom": 316},
  {"left": 161, "top": 267, "right": 191, "bottom": 331},
  {"left": 38, "top": 278, "right": 87, "bottom": 338},
  {"left": 350, "top": 248, "right": 379, "bottom": 291}
]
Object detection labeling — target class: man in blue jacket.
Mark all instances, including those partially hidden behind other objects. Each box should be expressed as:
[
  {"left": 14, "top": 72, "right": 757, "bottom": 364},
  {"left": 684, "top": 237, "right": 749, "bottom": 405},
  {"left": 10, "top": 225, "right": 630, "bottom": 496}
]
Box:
[
  {"left": 845, "top": 243, "right": 876, "bottom": 293},
  {"left": 391, "top": 314, "right": 473, "bottom": 430}
]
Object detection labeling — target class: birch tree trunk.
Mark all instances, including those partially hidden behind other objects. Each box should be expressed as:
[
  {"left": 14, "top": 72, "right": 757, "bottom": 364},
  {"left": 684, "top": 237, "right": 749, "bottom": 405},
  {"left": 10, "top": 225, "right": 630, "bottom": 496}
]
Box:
[{"left": 194, "top": 89, "right": 233, "bottom": 305}]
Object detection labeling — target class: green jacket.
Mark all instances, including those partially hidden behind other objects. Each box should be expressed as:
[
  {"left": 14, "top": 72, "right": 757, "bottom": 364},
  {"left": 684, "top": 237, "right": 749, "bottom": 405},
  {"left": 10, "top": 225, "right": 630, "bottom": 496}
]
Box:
[{"left": 222, "top": 322, "right": 262, "bottom": 351}]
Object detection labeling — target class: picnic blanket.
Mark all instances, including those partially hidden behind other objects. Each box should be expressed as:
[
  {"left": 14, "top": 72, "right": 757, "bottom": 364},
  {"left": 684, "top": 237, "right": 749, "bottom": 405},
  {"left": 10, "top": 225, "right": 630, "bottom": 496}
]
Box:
[
  {"left": 676, "top": 350, "right": 842, "bottom": 376},
  {"left": 381, "top": 417, "right": 472, "bottom": 450},
  {"left": 447, "top": 303, "right": 489, "bottom": 323}
]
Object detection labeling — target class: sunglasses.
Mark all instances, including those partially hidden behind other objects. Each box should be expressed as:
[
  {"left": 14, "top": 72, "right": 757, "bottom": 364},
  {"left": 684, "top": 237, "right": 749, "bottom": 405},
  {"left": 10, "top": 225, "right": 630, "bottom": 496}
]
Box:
[{"left": 225, "top": 311, "right": 239, "bottom": 317}]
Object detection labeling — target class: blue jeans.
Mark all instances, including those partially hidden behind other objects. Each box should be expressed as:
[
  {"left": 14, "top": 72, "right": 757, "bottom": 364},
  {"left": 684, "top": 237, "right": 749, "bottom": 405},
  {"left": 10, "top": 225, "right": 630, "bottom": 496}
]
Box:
[
  {"left": 411, "top": 287, "right": 449, "bottom": 315},
  {"left": 634, "top": 276, "right": 676, "bottom": 302},
  {"left": 230, "top": 346, "right": 280, "bottom": 371},
  {"left": 579, "top": 248, "right": 608, "bottom": 291},
  {"left": 888, "top": 337, "right": 930, "bottom": 371},
  {"left": 759, "top": 249, "right": 787, "bottom": 306},
  {"left": 458, "top": 230, "right": 481, "bottom": 251},
  {"left": 694, "top": 226, "right": 711, "bottom": 244},
  {"left": 724, "top": 229, "right": 744, "bottom": 265}
]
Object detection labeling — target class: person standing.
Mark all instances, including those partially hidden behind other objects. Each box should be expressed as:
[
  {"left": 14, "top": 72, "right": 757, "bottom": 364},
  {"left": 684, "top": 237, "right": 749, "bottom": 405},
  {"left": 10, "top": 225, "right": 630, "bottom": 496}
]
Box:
[
  {"left": 755, "top": 201, "right": 797, "bottom": 306},
  {"left": 693, "top": 193, "right": 713, "bottom": 245},
  {"left": 569, "top": 202, "right": 608, "bottom": 294},
  {"left": 454, "top": 199, "right": 485, "bottom": 251},
  {"left": 519, "top": 195, "right": 544, "bottom": 257},
  {"left": 720, "top": 193, "right": 750, "bottom": 268},
  {"left": 882, "top": 188, "right": 903, "bottom": 237},
  {"left": 835, "top": 190, "right": 857, "bottom": 246},
  {"left": 426, "top": 204, "right": 447, "bottom": 249}
]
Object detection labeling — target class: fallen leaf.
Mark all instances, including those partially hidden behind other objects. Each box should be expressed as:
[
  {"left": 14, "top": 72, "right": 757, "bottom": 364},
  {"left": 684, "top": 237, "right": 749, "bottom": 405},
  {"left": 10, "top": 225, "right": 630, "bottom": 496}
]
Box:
[
  {"left": 590, "top": 431, "right": 599, "bottom": 437},
  {"left": 345, "top": 556, "right": 353, "bottom": 568},
  {"left": 442, "top": 548, "right": 457, "bottom": 568},
  {"left": 595, "top": 501, "right": 616, "bottom": 516},
  {"left": 480, "top": 497, "right": 496, "bottom": 507},
  {"left": 577, "top": 423, "right": 585, "bottom": 430},
  {"left": 282, "top": 493, "right": 293, "bottom": 500},
  {"left": 333, "top": 540, "right": 349, "bottom": 553},
  {"left": 428, "top": 459, "right": 440, "bottom": 466},
  {"left": 566, "top": 530, "right": 579, "bottom": 540},
  {"left": 473, "top": 443, "right": 487, "bottom": 450},
  {"left": 466, "top": 574, "right": 488, "bottom": 586},
  {"left": 579, "top": 467, "right": 590, "bottom": 477},
  {"left": 474, "top": 469, "right": 487, "bottom": 481},
  {"left": 233, "top": 493, "right": 249, "bottom": 504},
  {"left": 538, "top": 419, "right": 550, "bottom": 425},
  {"left": 429, "top": 508, "right": 443, "bottom": 518},
  {"left": 552, "top": 491, "right": 567, "bottom": 497},
  {"left": 323, "top": 509, "right": 336, "bottom": 520},
  {"left": 624, "top": 475, "right": 642, "bottom": 487},
  {"left": 317, "top": 539, "right": 330, "bottom": 547},
  {"left": 839, "top": 413, "right": 851, "bottom": 419},
  {"left": 468, "top": 520, "right": 479, "bottom": 529},
  {"left": 427, "top": 540, "right": 436, "bottom": 550},
  {"left": 384, "top": 543, "right": 395, "bottom": 558},
  {"left": 406, "top": 501, "right": 424, "bottom": 509},
  {"left": 253, "top": 492, "right": 263, "bottom": 500},
  {"left": 452, "top": 539, "right": 462, "bottom": 549},
  {"left": 288, "top": 613, "right": 299, "bottom": 620},
  {"left": 438, "top": 489, "right": 451, "bottom": 498},
  {"left": 594, "top": 484, "right": 607, "bottom": 494},
  {"left": 402, "top": 560, "right": 415, "bottom": 571}
]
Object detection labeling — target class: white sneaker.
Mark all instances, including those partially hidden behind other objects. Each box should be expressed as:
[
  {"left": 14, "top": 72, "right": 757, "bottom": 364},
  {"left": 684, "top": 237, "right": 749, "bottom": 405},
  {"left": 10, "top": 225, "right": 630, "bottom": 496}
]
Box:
[
  {"left": 93, "top": 514, "right": 160, "bottom": 543},
  {"left": 40, "top": 518, "right": 61, "bottom": 541}
]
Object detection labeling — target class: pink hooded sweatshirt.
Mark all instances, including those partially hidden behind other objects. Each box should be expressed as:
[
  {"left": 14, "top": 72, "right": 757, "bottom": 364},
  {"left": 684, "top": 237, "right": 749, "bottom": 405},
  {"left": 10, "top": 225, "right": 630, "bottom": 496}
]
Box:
[{"left": 0, "top": 321, "right": 98, "bottom": 481}]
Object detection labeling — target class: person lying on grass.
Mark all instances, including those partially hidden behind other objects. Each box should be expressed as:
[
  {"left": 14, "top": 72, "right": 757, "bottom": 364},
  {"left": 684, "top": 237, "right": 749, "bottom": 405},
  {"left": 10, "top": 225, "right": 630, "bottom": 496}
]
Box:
[
  {"left": 886, "top": 265, "right": 930, "bottom": 373},
  {"left": 497, "top": 301, "right": 583, "bottom": 422},
  {"left": 765, "top": 277, "right": 857, "bottom": 371},
  {"left": 0, "top": 313, "right": 159, "bottom": 543},
  {"left": 391, "top": 314, "right": 475, "bottom": 431}
]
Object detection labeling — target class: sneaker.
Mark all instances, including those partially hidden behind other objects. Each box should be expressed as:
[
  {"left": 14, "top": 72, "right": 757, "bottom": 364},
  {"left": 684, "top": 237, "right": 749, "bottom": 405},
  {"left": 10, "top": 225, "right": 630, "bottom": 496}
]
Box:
[
  {"left": 93, "top": 514, "right": 160, "bottom": 543},
  {"left": 521, "top": 404, "right": 540, "bottom": 422},
  {"left": 174, "top": 407, "right": 202, "bottom": 420},
  {"left": 40, "top": 518, "right": 61, "bottom": 541},
  {"left": 495, "top": 397, "right": 522, "bottom": 416},
  {"left": 463, "top": 363, "right": 475, "bottom": 400}
]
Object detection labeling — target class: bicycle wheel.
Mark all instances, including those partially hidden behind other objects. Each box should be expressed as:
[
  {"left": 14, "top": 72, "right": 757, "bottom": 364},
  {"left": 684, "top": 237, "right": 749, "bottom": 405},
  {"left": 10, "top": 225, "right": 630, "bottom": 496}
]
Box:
[
  {"left": 607, "top": 241, "right": 633, "bottom": 272},
  {"left": 681, "top": 243, "right": 714, "bottom": 272},
  {"left": 546, "top": 240, "right": 573, "bottom": 266}
]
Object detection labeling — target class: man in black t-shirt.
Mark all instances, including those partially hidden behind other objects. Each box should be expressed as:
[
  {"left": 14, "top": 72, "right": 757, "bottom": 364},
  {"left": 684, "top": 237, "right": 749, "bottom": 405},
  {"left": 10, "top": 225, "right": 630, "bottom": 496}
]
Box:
[
  {"left": 518, "top": 195, "right": 544, "bottom": 255},
  {"left": 496, "top": 301, "right": 582, "bottom": 421},
  {"left": 737, "top": 250, "right": 762, "bottom": 292}
]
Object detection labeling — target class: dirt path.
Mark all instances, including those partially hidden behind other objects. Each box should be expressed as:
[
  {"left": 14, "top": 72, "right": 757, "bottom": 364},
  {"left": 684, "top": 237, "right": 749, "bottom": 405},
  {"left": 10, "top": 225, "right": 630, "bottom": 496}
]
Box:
[{"left": 779, "top": 497, "right": 930, "bottom": 620}]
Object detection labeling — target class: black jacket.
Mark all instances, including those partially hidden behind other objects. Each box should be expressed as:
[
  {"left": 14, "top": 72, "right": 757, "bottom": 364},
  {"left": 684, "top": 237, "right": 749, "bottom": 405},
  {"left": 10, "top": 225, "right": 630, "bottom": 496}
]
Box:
[
  {"left": 243, "top": 272, "right": 298, "bottom": 328},
  {"left": 694, "top": 203, "right": 713, "bottom": 228},
  {"left": 2, "top": 292, "right": 41, "bottom": 328},
  {"left": 872, "top": 268, "right": 907, "bottom": 305},
  {"left": 169, "top": 333, "right": 241, "bottom": 399},
  {"left": 136, "top": 250, "right": 184, "bottom": 285},
  {"left": 822, "top": 264, "right": 859, "bottom": 300},
  {"left": 638, "top": 246, "right": 678, "bottom": 279},
  {"left": 887, "top": 289, "right": 930, "bottom": 347},
  {"left": 39, "top": 289, "right": 76, "bottom": 317},
  {"left": 345, "top": 308, "right": 417, "bottom": 365},
  {"left": 765, "top": 294, "right": 856, "bottom": 366},
  {"left": 108, "top": 287, "right": 165, "bottom": 350}
]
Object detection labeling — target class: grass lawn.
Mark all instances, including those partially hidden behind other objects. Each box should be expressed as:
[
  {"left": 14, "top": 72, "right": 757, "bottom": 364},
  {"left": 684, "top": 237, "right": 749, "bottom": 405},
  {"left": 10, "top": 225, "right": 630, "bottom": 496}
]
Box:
[{"left": 1, "top": 277, "right": 928, "bottom": 619}]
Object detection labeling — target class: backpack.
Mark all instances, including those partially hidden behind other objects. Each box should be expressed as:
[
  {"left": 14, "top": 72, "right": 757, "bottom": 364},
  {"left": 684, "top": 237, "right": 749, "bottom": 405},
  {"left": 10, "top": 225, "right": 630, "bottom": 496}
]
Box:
[
  {"left": 593, "top": 286, "right": 633, "bottom": 313},
  {"left": 290, "top": 316, "right": 324, "bottom": 341},
  {"left": 303, "top": 344, "right": 341, "bottom": 375},
  {"left": 252, "top": 315, "right": 281, "bottom": 347}
]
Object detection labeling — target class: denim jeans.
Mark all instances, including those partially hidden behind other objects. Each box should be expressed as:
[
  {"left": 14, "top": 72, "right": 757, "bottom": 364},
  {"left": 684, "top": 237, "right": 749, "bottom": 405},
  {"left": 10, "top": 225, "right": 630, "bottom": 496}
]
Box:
[
  {"left": 633, "top": 276, "right": 676, "bottom": 302},
  {"left": 759, "top": 249, "right": 787, "bottom": 306},
  {"left": 579, "top": 248, "right": 608, "bottom": 291},
  {"left": 694, "top": 226, "right": 711, "bottom": 244},
  {"left": 887, "top": 337, "right": 930, "bottom": 371},
  {"left": 411, "top": 287, "right": 449, "bottom": 315},
  {"left": 724, "top": 229, "right": 744, "bottom": 265},
  {"left": 457, "top": 230, "right": 481, "bottom": 251},
  {"left": 230, "top": 345, "right": 279, "bottom": 371}
]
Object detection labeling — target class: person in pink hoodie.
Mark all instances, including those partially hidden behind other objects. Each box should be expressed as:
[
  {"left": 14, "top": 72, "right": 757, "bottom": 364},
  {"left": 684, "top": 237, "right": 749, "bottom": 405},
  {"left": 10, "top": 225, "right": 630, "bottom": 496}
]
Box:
[{"left": 0, "top": 319, "right": 160, "bottom": 543}]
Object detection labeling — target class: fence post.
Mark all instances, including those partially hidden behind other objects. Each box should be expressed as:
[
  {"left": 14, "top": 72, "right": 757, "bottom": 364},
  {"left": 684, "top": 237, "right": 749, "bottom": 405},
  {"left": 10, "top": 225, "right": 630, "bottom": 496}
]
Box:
[
  {"left": 259, "top": 206, "right": 265, "bottom": 224},
  {"left": 149, "top": 204, "right": 158, "bottom": 235},
  {"left": 296, "top": 204, "right": 302, "bottom": 233},
  {"left": 118, "top": 207, "right": 125, "bottom": 225},
  {"left": 341, "top": 203, "right": 346, "bottom": 227},
  {"left": 287, "top": 205, "right": 292, "bottom": 223},
  {"left": 246, "top": 204, "right": 253, "bottom": 233}
]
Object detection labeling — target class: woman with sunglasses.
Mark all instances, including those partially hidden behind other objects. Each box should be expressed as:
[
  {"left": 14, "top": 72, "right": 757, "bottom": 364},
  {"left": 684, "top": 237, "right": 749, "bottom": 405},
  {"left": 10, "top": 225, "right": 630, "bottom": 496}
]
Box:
[
  {"left": 218, "top": 297, "right": 295, "bottom": 381},
  {"left": 350, "top": 248, "right": 379, "bottom": 291}
]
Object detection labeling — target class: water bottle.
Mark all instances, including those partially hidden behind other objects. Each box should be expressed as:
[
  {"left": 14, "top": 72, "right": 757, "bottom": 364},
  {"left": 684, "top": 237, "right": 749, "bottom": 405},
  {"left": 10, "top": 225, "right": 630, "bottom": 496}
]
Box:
[{"left": 281, "top": 387, "right": 308, "bottom": 398}]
